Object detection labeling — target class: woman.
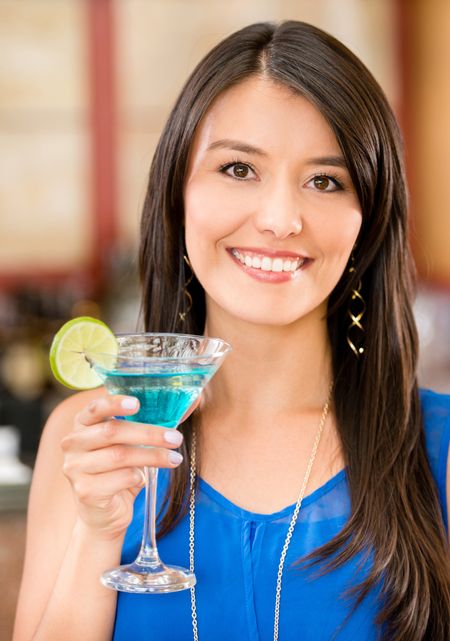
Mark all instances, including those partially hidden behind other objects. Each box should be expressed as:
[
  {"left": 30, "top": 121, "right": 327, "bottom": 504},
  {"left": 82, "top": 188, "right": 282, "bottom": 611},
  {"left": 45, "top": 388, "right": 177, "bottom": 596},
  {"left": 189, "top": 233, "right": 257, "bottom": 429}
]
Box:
[{"left": 13, "top": 21, "right": 450, "bottom": 641}]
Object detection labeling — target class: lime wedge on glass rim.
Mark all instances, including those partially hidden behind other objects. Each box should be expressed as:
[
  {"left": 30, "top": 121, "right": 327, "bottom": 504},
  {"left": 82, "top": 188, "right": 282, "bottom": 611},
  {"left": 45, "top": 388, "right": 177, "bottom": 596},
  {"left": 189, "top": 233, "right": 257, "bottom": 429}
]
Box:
[{"left": 49, "top": 316, "right": 118, "bottom": 390}]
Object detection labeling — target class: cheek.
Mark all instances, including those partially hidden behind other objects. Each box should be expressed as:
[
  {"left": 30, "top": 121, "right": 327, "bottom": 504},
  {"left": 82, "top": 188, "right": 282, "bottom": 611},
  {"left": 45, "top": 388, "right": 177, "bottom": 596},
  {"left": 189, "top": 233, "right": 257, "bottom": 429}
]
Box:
[
  {"left": 315, "top": 207, "right": 362, "bottom": 256},
  {"left": 184, "top": 178, "right": 250, "bottom": 239}
]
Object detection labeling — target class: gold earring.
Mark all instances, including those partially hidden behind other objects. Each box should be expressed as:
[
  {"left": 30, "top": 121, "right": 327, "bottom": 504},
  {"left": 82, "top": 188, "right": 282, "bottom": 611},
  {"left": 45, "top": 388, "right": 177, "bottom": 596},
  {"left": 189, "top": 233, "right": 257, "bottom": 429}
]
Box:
[
  {"left": 178, "top": 255, "right": 193, "bottom": 323},
  {"left": 347, "top": 255, "right": 365, "bottom": 357}
]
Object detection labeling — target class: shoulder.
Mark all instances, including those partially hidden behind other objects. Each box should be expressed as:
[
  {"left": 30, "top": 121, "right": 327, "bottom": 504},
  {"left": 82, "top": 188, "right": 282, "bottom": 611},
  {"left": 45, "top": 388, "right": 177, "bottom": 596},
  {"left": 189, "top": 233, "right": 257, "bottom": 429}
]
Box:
[
  {"left": 419, "top": 387, "right": 450, "bottom": 417},
  {"left": 25, "top": 386, "right": 108, "bottom": 553},
  {"left": 30, "top": 386, "right": 107, "bottom": 498},
  {"left": 34, "top": 386, "right": 112, "bottom": 462},
  {"left": 419, "top": 387, "right": 450, "bottom": 461},
  {"left": 29, "top": 387, "right": 108, "bottom": 521},
  {"left": 44, "top": 386, "right": 107, "bottom": 439},
  {"left": 419, "top": 387, "right": 450, "bottom": 536}
]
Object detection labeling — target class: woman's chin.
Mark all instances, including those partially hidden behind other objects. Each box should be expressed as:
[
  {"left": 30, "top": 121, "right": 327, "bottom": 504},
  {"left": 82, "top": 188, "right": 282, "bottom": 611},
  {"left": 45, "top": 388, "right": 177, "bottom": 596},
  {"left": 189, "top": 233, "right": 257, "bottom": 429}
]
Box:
[{"left": 208, "top": 299, "right": 325, "bottom": 329}]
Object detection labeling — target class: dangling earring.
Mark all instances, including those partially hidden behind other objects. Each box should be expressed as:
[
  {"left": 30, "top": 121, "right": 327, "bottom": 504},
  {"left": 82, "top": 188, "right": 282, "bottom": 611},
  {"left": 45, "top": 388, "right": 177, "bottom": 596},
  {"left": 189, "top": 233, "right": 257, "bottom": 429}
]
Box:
[
  {"left": 178, "top": 255, "right": 193, "bottom": 323},
  {"left": 347, "top": 254, "right": 365, "bottom": 357}
]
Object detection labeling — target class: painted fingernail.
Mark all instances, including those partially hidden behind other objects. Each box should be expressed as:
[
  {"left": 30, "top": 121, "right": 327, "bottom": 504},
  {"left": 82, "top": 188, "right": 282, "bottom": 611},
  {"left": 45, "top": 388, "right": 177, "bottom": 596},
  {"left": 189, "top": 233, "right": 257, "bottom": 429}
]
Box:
[
  {"left": 121, "top": 397, "right": 138, "bottom": 410},
  {"left": 164, "top": 430, "right": 183, "bottom": 446},
  {"left": 168, "top": 451, "right": 183, "bottom": 465}
]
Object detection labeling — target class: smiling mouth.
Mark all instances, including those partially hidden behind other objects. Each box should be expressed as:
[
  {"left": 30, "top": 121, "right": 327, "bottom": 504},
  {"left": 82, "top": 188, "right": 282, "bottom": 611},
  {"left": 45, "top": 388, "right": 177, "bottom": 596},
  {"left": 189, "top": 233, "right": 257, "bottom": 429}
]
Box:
[{"left": 229, "top": 248, "right": 308, "bottom": 273}]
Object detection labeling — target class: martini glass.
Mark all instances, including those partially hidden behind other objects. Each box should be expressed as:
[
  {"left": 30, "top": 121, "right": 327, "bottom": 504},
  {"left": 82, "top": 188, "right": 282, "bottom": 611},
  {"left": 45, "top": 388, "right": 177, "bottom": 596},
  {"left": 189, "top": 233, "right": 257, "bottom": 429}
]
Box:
[{"left": 88, "top": 333, "right": 231, "bottom": 593}]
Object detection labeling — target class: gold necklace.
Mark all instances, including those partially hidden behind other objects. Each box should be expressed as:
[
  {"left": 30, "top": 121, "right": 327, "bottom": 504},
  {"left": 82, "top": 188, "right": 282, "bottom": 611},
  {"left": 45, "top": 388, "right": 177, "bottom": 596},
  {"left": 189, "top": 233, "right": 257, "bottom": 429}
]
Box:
[{"left": 188, "top": 384, "right": 333, "bottom": 641}]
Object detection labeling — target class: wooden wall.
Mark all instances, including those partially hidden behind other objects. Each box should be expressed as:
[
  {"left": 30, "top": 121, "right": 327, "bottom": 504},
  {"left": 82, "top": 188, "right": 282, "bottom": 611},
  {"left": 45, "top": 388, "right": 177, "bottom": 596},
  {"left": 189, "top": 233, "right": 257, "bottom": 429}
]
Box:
[
  {"left": 3, "top": 1, "right": 449, "bottom": 289},
  {"left": 406, "top": 0, "right": 450, "bottom": 286}
]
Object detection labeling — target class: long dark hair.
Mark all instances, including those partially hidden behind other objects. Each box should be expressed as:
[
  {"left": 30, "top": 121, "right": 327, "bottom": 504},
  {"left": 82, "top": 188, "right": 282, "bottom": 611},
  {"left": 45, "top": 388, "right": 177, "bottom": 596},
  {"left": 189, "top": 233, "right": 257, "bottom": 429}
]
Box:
[{"left": 139, "top": 21, "right": 450, "bottom": 640}]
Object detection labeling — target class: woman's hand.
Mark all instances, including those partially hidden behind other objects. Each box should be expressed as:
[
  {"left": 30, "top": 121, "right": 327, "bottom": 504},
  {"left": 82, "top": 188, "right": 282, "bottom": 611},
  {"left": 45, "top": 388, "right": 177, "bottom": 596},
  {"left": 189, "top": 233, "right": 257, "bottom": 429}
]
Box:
[{"left": 60, "top": 393, "right": 188, "bottom": 540}]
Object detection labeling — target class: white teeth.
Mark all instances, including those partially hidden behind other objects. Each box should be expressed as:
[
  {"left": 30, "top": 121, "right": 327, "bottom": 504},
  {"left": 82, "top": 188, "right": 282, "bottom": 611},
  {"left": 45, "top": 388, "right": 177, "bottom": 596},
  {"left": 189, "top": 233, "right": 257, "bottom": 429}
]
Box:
[
  {"left": 231, "top": 250, "right": 306, "bottom": 273},
  {"left": 261, "top": 257, "right": 272, "bottom": 271},
  {"left": 272, "top": 258, "right": 283, "bottom": 272}
]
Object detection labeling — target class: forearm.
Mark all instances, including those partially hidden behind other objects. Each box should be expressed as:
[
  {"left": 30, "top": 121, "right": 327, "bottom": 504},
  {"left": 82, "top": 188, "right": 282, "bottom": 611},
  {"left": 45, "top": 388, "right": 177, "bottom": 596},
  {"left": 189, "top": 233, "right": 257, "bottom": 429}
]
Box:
[{"left": 29, "top": 521, "right": 123, "bottom": 641}]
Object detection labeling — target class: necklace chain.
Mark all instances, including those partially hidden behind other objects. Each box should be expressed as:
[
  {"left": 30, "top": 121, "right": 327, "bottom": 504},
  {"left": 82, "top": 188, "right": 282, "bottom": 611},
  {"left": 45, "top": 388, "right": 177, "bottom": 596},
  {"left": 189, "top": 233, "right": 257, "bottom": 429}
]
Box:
[{"left": 188, "top": 384, "right": 333, "bottom": 641}]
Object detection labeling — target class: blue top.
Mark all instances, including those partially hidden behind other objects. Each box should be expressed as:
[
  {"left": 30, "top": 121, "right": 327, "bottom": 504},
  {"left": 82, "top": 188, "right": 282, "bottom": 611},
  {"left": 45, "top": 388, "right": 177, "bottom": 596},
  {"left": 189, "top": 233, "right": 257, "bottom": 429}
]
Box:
[{"left": 112, "top": 388, "right": 450, "bottom": 640}]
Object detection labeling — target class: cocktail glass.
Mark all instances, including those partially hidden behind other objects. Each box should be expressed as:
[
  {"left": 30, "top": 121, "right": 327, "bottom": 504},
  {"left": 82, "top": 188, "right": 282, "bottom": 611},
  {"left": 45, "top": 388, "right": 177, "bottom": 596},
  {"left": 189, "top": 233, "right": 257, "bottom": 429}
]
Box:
[{"left": 87, "top": 333, "right": 231, "bottom": 593}]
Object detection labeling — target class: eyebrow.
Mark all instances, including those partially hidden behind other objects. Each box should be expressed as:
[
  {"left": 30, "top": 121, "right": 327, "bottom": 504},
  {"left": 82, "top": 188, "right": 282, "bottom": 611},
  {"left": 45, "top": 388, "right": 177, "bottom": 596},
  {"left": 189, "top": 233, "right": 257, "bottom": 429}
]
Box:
[
  {"left": 206, "top": 138, "right": 347, "bottom": 168},
  {"left": 206, "top": 138, "right": 267, "bottom": 156}
]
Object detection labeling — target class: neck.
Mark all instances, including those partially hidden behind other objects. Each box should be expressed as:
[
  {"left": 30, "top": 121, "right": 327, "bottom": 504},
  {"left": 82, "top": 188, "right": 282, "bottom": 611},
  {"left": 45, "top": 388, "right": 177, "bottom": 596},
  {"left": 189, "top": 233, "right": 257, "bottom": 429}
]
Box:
[{"left": 203, "top": 300, "right": 333, "bottom": 424}]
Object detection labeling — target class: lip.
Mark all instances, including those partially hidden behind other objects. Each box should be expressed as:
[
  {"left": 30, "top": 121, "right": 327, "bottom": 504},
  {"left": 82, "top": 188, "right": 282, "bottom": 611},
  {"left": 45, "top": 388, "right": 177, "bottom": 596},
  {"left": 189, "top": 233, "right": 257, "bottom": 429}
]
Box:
[
  {"left": 227, "top": 248, "right": 312, "bottom": 284},
  {"left": 227, "top": 246, "right": 309, "bottom": 259}
]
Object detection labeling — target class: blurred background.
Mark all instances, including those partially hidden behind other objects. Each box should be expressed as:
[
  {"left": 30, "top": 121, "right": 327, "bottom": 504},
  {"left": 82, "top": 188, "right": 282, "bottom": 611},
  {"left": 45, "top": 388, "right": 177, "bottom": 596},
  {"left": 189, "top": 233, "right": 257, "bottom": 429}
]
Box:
[{"left": 1, "top": 0, "right": 449, "bottom": 638}]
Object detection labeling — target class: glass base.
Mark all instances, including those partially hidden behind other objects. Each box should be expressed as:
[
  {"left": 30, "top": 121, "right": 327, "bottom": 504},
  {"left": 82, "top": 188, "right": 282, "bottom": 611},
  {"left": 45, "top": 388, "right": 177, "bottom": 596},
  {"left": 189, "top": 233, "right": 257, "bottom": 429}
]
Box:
[{"left": 101, "top": 560, "right": 196, "bottom": 594}]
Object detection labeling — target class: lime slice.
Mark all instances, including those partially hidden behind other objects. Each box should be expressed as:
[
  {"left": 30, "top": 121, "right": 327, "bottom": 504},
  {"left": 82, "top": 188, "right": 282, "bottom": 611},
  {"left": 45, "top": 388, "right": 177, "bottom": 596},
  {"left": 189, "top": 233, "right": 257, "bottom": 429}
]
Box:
[{"left": 49, "top": 316, "right": 118, "bottom": 390}]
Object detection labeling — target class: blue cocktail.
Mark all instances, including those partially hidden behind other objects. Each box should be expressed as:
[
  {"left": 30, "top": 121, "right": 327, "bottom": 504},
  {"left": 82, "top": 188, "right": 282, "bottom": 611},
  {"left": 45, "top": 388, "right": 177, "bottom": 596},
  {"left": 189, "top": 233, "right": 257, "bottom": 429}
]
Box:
[
  {"left": 89, "top": 333, "right": 231, "bottom": 594},
  {"left": 99, "top": 368, "right": 215, "bottom": 428}
]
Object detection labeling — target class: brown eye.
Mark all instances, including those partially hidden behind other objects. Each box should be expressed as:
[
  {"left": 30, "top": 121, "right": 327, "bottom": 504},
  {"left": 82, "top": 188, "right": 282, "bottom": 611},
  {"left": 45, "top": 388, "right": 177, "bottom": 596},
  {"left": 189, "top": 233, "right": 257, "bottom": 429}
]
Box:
[
  {"left": 232, "top": 163, "right": 250, "bottom": 179},
  {"left": 219, "top": 161, "right": 256, "bottom": 180},
  {"left": 308, "top": 174, "right": 343, "bottom": 192},
  {"left": 313, "top": 176, "right": 331, "bottom": 190}
]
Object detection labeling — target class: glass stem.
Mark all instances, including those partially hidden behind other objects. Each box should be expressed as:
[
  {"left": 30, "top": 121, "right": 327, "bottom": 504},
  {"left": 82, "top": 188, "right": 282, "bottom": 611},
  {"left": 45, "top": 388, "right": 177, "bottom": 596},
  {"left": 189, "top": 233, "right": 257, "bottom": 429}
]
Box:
[{"left": 135, "top": 466, "right": 162, "bottom": 568}]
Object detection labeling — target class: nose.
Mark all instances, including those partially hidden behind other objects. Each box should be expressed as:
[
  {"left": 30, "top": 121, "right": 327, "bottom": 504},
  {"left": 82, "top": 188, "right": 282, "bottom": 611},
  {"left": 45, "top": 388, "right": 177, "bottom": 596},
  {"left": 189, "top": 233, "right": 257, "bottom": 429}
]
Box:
[{"left": 253, "top": 176, "right": 303, "bottom": 239}]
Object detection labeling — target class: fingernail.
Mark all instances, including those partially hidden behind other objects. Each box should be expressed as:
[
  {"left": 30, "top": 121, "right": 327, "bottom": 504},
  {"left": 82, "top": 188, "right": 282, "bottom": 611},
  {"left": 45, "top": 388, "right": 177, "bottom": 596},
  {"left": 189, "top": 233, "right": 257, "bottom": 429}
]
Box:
[
  {"left": 122, "top": 397, "right": 138, "bottom": 410},
  {"left": 164, "top": 430, "right": 183, "bottom": 446},
  {"left": 168, "top": 451, "right": 183, "bottom": 465}
]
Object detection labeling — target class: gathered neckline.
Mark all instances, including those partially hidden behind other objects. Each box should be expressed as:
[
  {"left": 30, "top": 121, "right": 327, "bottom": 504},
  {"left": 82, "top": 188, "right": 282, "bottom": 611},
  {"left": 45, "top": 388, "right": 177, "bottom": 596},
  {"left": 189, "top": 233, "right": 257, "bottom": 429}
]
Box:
[{"left": 198, "top": 467, "right": 347, "bottom": 523}]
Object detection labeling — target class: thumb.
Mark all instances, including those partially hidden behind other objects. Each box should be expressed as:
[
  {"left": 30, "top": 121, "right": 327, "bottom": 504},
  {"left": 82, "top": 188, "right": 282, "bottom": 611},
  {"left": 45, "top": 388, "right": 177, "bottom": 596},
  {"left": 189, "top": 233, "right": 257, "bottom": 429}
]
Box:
[{"left": 129, "top": 467, "right": 147, "bottom": 496}]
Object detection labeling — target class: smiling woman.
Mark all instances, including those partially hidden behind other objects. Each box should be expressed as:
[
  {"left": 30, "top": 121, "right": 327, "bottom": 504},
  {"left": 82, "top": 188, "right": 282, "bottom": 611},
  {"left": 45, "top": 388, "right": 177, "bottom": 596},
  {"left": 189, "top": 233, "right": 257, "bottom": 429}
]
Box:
[{"left": 13, "top": 20, "right": 450, "bottom": 641}]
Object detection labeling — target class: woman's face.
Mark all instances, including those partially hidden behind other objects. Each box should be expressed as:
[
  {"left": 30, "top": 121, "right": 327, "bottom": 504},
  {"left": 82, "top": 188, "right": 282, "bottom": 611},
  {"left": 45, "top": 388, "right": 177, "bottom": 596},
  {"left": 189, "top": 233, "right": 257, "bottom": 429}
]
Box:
[{"left": 184, "top": 77, "right": 362, "bottom": 327}]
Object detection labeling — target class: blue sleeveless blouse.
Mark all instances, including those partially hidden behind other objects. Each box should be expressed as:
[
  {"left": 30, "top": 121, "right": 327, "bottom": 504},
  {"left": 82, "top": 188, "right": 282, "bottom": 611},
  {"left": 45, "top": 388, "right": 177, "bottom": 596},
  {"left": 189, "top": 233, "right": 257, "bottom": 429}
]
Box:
[{"left": 112, "top": 388, "right": 450, "bottom": 640}]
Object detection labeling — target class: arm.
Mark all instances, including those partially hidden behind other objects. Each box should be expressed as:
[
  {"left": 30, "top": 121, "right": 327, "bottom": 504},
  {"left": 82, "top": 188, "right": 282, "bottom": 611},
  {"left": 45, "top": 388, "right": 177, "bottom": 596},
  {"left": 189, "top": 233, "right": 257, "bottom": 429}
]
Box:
[
  {"left": 447, "top": 450, "right": 450, "bottom": 544},
  {"left": 12, "top": 390, "right": 186, "bottom": 641}
]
